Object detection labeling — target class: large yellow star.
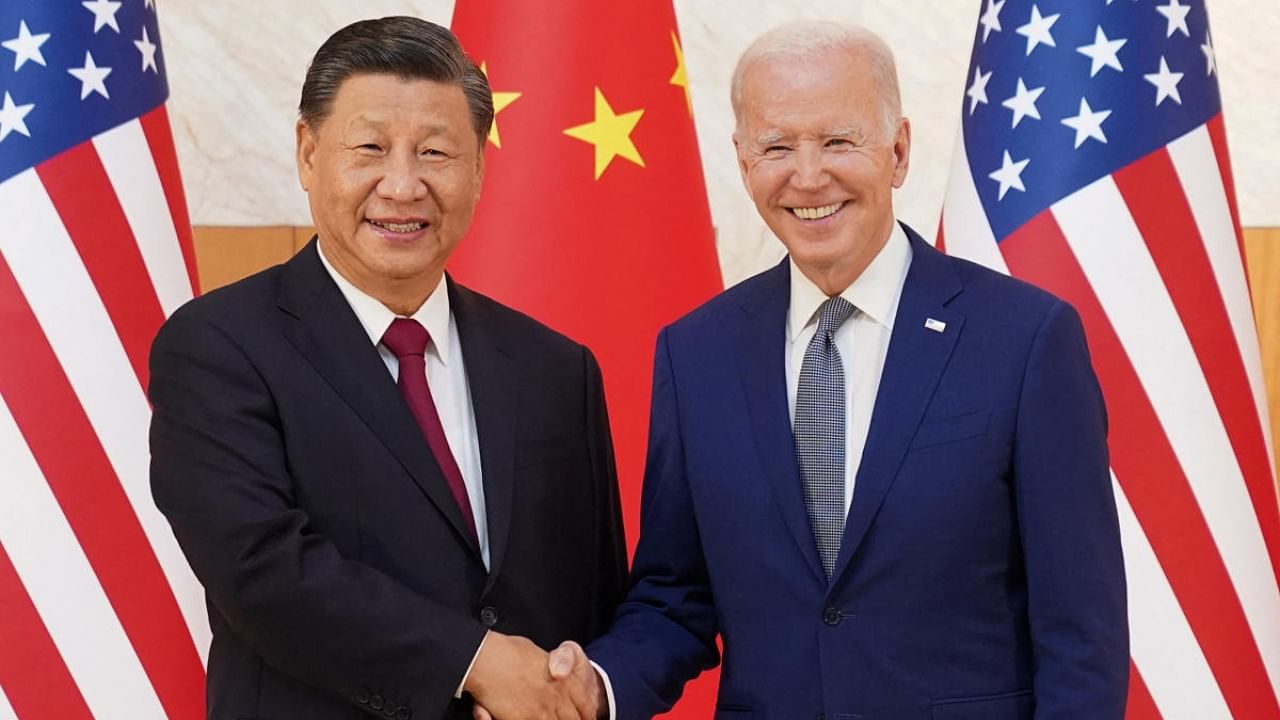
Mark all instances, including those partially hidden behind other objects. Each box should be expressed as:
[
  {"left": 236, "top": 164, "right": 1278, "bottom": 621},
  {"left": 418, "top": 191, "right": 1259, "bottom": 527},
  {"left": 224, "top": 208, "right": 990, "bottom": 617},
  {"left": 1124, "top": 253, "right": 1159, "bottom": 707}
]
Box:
[
  {"left": 563, "top": 87, "right": 645, "bottom": 180},
  {"left": 670, "top": 32, "right": 692, "bottom": 117},
  {"left": 480, "top": 62, "right": 521, "bottom": 148}
]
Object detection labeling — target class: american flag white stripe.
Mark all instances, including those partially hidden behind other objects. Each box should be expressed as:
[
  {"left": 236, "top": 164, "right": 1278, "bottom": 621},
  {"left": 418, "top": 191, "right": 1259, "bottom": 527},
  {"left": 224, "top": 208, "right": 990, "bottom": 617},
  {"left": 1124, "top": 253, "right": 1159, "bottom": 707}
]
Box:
[
  {"left": 94, "top": 119, "right": 194, "bottom": 318},
  {"left": 1167, "top": 126, "right": 1276, "bottom": 464},
  {"left": 0, "top": 169, "right": 210, "bottom": 660},
  {"left": 1055, "top": 174, "right": 1280, "bottom": 698},
  {"left": 940, "top": 131, "right": 1011, "bottom": 275},
  {"left": 0, "top": 395, "right": 167, "bottom": 718},
  {"left": 1114, "top": 475, "right": 1230, "bottom": 719}
]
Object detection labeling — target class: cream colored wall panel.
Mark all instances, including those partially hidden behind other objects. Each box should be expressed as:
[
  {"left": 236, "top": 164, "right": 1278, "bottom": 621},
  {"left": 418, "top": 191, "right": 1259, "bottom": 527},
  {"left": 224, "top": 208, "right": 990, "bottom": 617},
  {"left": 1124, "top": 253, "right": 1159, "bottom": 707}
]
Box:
[{"left": 160, "top": 0, "right": 1279, "bottom": 287}]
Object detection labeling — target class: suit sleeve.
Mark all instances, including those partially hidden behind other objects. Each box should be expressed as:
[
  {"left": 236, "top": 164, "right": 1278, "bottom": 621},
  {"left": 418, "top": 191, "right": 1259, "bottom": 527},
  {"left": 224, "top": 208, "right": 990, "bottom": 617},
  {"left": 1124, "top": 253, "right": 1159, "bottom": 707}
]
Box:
[
  {"left": 582, "top": 347, "right": 630, "bottom": 638},
  {"left": 148, "top": 309, "right": 487, "bottom": 718},
  {"left": 587, "top": 327, "right": 720, "bottom": 720},
  {"left": 1014, "top": 300, "right": 1129, "bottom": 720}
]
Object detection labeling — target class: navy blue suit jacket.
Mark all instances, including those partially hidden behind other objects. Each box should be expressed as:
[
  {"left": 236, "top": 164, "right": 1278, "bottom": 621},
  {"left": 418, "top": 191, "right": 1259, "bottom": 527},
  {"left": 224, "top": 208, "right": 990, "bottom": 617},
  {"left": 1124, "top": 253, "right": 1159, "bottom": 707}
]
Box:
[{"left": 589, "top": 225, "right": 1127, "bottom": 720}]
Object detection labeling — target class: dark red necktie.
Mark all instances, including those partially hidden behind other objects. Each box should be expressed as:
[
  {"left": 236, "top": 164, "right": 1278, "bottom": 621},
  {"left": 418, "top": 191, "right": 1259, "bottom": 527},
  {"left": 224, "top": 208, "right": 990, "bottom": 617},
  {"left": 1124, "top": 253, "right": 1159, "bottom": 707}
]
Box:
[{"left": 381, "top": 317, "right": 478, "bottom": 542}]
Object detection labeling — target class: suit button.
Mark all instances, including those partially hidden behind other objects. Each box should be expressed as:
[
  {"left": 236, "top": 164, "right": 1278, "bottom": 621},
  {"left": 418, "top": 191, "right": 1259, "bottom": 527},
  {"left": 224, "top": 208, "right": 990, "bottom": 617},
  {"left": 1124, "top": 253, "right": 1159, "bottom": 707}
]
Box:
[
  {"left": 822, "top": 607, "right": 842, "bottom": 626},
  {"left": 356, "top": 689, "right": 371, "bottom": 704},
  {"left": 369, "top": 694, "right": 384, "bottom": 711},
  {"left": 382, "top": 701, "right": 398, "bottom": 717},
  {"left": 397, "top": 708, "right": 411, "bottom": 720},
  {"left": 480, "top": 606, "right": 498, "bottom": 627}
]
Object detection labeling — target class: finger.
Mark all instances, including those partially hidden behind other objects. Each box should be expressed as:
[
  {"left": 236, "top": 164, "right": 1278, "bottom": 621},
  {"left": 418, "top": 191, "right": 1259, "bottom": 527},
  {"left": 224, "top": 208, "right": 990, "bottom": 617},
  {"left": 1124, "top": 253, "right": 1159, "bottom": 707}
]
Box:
[
  {"left": 556, "top": 694, "right": 582, "bottom": 720},
  {"left": 472, "top": 704, "right": 493, "bottom": 720},
  {"left": 548, "top": 641, "right": 584, "bottom": 679}
]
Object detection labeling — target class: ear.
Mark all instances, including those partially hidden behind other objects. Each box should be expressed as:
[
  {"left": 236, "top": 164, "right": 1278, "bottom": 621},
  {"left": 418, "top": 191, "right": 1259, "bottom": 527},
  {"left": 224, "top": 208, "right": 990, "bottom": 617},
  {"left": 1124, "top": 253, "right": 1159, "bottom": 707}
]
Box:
[
  {"left": 296, "top": 119, "right": 317, "bottom": 191},
  {"left": 471, "top": 137, "right": 486, "bottom": 204},
  {"left": 732, "top": 132, "right": 755, "bottom": 200},
  {"left": 890, "top": 117, "right": 911, "bottom": 189}
]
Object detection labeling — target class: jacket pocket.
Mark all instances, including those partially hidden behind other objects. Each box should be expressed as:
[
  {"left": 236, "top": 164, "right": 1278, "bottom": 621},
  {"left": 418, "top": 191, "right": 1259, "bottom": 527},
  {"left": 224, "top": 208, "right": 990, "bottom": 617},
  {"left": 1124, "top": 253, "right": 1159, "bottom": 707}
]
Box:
[
  {"left": 910, "top": 409, "right": 989, "bottom": 450},
  {"left": 931, "top": 689, "right": 1032, "bottom": 720},
  {"left": 713, "top": 703, "right": 754, "bottom": 719}
]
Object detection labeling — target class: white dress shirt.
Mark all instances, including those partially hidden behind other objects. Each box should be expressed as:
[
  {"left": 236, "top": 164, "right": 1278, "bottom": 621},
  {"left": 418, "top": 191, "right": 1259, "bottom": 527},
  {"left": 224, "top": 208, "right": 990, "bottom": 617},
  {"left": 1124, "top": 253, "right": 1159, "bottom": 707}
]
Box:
[
  {"left": 785, "top": 222, "right": 912, "bottom": 511},
  {"left": 316, "top": 244, "right": 490, "bottom": 568}
]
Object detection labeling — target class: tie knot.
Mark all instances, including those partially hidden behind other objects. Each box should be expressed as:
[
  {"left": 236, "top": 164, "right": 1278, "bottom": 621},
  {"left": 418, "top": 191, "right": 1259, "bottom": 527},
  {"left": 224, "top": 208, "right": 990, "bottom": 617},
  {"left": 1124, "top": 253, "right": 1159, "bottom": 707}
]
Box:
[
  {"left": 381, "top": 317, "right": 430, "bottom": 359},
  {"left": 815, "top": 296, "right": 856, "bottom": 338}
]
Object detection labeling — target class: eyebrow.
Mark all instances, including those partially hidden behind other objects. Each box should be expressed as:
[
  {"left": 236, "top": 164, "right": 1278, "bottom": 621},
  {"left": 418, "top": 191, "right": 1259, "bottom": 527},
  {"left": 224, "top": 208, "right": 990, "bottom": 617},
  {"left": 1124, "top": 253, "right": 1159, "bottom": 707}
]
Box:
[{"left": 347, "top": 116, "right": 453, "bottom": 136}]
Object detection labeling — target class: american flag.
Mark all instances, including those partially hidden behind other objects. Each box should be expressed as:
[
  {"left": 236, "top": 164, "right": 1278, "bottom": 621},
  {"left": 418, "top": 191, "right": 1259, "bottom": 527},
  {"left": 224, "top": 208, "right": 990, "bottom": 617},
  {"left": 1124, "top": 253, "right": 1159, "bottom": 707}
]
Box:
[
  {"left": 0, "top": 1, "right": 206, "bottom": 717},
  {"left": 940, "top": 0, "right": 1280, "bottom": 716}
]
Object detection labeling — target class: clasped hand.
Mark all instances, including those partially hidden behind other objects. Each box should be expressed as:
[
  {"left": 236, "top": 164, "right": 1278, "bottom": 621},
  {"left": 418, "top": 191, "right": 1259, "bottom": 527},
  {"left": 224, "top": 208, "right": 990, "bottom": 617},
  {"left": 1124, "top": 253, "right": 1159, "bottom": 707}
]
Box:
[{"left": 465, "top": 632, "right": 603, "bottom": 720}]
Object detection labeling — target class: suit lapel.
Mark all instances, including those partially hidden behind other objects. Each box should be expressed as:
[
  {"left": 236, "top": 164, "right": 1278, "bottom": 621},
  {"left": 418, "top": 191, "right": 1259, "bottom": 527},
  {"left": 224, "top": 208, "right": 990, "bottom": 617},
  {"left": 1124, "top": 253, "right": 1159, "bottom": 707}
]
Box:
[
  {"left": 737, "top": 260, "right": 828, "bottom": 585},
  {"left": 276, "top": 241, "right": 481, "bottom": 556},
  {"left": 831, "top": 228, "right": 964, "bottom": 583},
  {"left": 449, "top": 281, "right": 519, "bottom": 591}
]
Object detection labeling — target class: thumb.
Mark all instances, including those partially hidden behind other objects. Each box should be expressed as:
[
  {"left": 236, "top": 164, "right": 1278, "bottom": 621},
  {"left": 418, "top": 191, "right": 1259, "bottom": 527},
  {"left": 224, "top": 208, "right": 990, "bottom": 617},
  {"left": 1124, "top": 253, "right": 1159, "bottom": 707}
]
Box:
[{"left": 548, "top": 641, "right": 584, "bottom": 678}]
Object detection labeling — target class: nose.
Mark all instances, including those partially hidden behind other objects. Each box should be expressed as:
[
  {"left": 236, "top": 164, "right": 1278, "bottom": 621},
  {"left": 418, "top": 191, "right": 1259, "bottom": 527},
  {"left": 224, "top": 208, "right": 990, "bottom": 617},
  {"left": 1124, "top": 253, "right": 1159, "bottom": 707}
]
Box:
[
  {"left": 376, "top": 151, "right": 428, "bottom": 202},
  {"left": 790, "top": 145, "right": 830, "bottom": 192}
]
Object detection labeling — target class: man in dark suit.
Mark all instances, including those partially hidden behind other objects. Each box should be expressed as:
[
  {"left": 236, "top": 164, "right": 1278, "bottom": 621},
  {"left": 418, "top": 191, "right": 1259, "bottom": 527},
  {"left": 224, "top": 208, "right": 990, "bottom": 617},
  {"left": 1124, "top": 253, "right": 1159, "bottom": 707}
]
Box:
[
  {"left": 543, "top": 21, "right": 1128, "bottom": 720},
  {"left": 149, "top": 17, "right": 626, "bottom": 720}
]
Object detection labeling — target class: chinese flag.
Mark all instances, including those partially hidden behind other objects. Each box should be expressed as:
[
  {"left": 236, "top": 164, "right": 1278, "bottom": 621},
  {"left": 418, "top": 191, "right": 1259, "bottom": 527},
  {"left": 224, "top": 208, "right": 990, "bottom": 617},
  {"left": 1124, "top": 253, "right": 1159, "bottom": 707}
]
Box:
[{"left": 448, "top": 2, "right": 723, "bottom": 716}]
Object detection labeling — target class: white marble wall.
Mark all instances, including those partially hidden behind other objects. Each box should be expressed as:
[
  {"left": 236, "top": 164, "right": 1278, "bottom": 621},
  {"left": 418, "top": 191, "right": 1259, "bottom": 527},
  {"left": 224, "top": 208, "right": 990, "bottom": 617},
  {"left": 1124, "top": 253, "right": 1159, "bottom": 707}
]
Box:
[{"left": 159, "top": 0, "right": 1280, "bottom": 286}]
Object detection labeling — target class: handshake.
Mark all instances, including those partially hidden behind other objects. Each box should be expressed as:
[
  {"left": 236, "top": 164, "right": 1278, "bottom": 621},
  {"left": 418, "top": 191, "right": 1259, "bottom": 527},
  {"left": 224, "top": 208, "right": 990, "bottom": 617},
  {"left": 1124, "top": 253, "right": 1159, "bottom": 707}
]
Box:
[{"left": 462, "top": 631, "right": 606, "bottom": 720}]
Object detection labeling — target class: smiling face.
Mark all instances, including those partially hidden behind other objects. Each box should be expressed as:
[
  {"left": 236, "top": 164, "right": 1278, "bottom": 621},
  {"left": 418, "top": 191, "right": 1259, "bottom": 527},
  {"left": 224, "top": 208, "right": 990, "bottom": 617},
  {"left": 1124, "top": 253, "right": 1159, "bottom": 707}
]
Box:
[
  {"left": 734, "top": 48, "right": 910, "bottom": 296},
  {"left": 296, "top": 72, "right": 483, "bottom": 314}
]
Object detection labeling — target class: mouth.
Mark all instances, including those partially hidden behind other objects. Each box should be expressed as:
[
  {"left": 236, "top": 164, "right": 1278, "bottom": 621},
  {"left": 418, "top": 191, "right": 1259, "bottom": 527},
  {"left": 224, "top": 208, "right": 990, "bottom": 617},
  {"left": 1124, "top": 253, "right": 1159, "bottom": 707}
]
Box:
[
  {"left": 787, "top": 201, "right": 846, "bottom": 221},
  {"left": 368, "top": 219, "right": 428, "bottom": 234}
]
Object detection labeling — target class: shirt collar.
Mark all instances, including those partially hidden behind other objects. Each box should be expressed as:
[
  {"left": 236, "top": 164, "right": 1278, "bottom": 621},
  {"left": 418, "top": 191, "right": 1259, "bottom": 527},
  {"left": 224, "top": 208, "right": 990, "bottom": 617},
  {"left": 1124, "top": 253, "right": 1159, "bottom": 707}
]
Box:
[
  {"left": 316, "top": 242, "right": 453, "bottom": 364},
  {"left": 786, "top": 221, "right": 913, "bottom": 341}
]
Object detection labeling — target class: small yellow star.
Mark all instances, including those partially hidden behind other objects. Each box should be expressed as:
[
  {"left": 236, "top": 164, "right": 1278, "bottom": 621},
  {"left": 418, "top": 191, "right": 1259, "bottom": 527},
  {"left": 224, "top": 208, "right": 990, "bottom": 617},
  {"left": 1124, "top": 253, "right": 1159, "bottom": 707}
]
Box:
[
  {"left": 563, "top": 87, "right": 645, "bottom": 180},
  {"left": 480, "top": 62, "right": 521, "bottom": 148},
  {"left": 669, "top": 32, "right": 692, "bottom": 117}
]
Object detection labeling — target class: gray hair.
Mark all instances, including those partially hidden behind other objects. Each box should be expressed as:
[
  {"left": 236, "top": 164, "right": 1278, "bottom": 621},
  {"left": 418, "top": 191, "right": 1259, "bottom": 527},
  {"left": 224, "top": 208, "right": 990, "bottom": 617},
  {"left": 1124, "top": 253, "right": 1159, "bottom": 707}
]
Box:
[
  {"left": 730, "top": 22, "right": 903, "bottom": 140},
  {"left": 299, "top": 16, "right": 494, "bottom": 145}
]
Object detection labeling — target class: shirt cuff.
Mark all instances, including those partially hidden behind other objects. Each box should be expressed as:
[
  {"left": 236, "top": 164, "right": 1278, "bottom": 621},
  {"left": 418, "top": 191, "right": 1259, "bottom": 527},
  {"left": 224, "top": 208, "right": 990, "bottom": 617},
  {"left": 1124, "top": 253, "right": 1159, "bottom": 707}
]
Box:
[
  {"left": 455, "top": 630, "right": 490, "bottom": 699},
  {"left": 589, "top": 659, "right": 617, "bottom": 720}
]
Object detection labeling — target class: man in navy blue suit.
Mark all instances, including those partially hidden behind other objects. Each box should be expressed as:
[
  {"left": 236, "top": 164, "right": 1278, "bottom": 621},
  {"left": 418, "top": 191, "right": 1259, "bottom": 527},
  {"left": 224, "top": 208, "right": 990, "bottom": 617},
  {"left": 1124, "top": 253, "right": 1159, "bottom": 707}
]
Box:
[{"left": 539, "top": 21, "right": 1128, "bottom": 720}]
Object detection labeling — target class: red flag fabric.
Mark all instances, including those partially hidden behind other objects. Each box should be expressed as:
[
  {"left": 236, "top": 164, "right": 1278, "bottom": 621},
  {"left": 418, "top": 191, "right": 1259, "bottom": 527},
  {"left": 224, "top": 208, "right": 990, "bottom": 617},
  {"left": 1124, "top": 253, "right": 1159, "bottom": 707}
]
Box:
[
  {"left": 941, "top": 1, "right": 1280, "bottom": 716},
  {"left": 0, "top": 1, "right": 206, "bottom": 717},
  {"left": 449, "top": 3, "right": 723, "bottom": 716}
]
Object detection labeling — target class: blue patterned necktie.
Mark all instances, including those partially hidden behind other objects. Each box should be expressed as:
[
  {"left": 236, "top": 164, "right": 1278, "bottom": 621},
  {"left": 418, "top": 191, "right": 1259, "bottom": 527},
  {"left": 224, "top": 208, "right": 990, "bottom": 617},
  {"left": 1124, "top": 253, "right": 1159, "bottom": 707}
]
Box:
[{"left": 795, "top": 296, "right": 857, "bottom": 579}]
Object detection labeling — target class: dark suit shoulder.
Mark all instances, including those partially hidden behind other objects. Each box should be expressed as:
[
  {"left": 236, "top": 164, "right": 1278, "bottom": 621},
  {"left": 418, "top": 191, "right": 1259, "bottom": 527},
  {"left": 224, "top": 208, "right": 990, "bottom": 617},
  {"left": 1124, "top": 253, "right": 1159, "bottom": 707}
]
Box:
[{"left": 165, "top": 259, "right": 287, "bottom": 332}]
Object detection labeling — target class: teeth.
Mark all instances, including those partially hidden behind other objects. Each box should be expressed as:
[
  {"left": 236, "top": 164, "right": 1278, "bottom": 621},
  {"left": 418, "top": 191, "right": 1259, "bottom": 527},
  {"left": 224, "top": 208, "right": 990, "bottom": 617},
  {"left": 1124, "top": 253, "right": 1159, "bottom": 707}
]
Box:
[
  {"left": 790, "top": 202, "right": 843, "bottom": 220},
  {"left": 373, "top": 221, "right": 425, "bottom": 233}
]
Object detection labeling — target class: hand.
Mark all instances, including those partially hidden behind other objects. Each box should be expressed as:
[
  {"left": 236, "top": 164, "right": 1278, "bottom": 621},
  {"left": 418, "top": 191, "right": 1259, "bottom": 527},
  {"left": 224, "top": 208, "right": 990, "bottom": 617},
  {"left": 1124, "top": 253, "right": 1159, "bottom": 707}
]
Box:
[
  {"left": 548, "top": 641, "right": 605, "bottom": 719},
  {"left": 464, "top": 632, "right": 587, "bottom": 720}
]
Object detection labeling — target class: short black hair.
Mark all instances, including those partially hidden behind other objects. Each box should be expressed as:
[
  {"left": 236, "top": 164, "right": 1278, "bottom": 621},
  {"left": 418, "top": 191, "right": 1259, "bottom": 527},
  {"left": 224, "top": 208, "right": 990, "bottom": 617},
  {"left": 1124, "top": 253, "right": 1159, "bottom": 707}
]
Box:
[{"left": 299, "top": 16, "right": 494, "bottom": 144}]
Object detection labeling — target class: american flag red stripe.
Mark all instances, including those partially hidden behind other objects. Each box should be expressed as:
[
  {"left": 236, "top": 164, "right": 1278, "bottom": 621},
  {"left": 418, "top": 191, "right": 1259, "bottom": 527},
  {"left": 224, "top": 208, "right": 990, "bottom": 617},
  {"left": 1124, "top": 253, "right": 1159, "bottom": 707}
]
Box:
[
  {"left": 139, "top": 107, "right": 200, "bottom": 297},
  {"left": 0, "top": 538, "right": 93, "bottom": 719},
  {"left": 0, "top": 2, "right": 208, "bottom": 715},
  {"left": 1126, "top": 662, "right": 1162, "bottom": 720},
  {"left": 1205, "top": 116, "right": 1247, "bottom": 270},
  {"left": 943, "top": 2, "right": 1279, "bottom": 715},
  {"left": 38, "top": 142, "right": 168, "bottom": 388}
]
